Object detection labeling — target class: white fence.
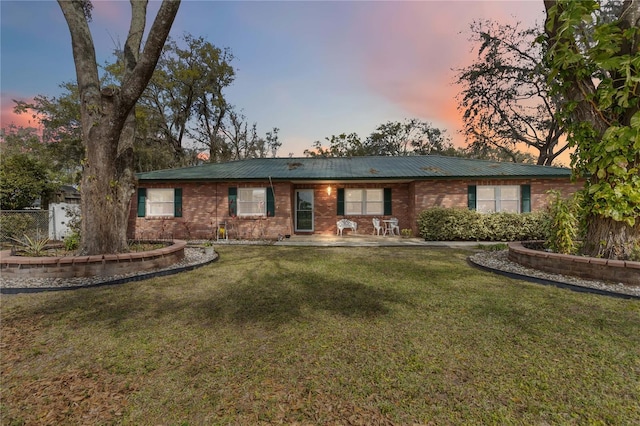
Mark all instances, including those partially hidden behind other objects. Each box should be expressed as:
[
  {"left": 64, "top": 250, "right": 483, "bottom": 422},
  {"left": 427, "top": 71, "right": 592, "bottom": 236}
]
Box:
[{"left": 48, "top": 203, "right": 80, "bottom": 240}]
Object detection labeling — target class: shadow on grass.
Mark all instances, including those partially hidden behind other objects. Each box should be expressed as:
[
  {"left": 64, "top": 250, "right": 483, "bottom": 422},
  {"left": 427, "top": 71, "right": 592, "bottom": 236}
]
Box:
[
  {"left": 5, "top": 268, "right": 411, "bottom": 330},
  {"left": 193, "top": 270, "right": 410, "bottom": 325}
]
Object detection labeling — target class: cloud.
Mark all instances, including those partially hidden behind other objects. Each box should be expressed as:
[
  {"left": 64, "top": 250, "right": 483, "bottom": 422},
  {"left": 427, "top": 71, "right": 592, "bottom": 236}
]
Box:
[
  {"left": 340, "top": 1, "right": 545, "bottom": 147},
  {"left": 0, "top": 94, "right": 38, "bottom": 130}
]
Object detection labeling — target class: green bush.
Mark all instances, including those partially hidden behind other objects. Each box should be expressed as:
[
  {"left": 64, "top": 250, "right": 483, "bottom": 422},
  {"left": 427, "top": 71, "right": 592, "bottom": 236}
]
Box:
[
  {"left": 0, "top": 214, "right": 34, "bottom": 241},
  {"left": 12, "top": 234, "right": 50, "bottom": 256},
  {"left": 417, "top": 207, "right": 547, "bottom": 242},
  {"left": 544, "top": 190, "right": 580, "bottom": 254},
  {"left": 417, "top": 207, "right": 487, "bottom": 241},
  {"left": 63, "top": 231, "right": 81, "bottom": 252}
]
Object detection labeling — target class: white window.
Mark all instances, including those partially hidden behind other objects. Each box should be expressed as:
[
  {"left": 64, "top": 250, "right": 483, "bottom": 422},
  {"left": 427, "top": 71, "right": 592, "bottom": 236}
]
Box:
[
  {"left": 238, "top": 188, "right": 266, "bottom": 216},
  {"left": 477, "top": 185, "right": 520, "bottom": 213},
  {"left": 147, "top": 188, "right": 175, "bottom": 217},
  {"left": 345, "top": 189, "right": 383, "bottom": 215}
]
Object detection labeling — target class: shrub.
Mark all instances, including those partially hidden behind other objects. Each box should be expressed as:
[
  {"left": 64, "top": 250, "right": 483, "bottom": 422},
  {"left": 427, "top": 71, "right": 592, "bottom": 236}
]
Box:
[
  {"left": 0, "top": 214, "right": 34, "bottom": 241},
  {"left": 418, "top": 207, "right": 488, "bottom": 241},
  {"left": 63, "top": 231, "right": 80, "bottom": 252},
  {"left": 12, "top": 234, "right": 50, "bottom": 256},
  {"left": 544, "top": 190, "right": 580, "bottom": 254},
  {"left": 417, "top": 207, "right": 547, "bottom": 242},
  {"left": 400, "top": 228, "right": 413, "bottom": 238}
]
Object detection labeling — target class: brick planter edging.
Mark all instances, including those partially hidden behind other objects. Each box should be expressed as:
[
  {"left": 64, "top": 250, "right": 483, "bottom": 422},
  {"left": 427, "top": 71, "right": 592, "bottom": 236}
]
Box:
[
  {"left": 508, "top": 241, "right": 640, "bottom": 286},
  {"left": 0, "top": 240, "right": 186, "bottom": 279}
]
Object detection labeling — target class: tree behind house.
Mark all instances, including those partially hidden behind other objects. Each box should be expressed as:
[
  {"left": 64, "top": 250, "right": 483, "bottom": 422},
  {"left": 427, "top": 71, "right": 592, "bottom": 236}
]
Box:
[{"left": 455, "top": 20, "right": 569, "bottom": 166}]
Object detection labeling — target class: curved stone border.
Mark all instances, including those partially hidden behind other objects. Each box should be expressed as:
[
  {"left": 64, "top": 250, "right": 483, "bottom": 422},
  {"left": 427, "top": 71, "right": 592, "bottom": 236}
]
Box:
[
  {"left": 0, "top": 240, "right": 187, "bottom": 279},
  {"left": 467, "top": 256, "right": 639, "bottom": 300},
  {"left": 508, "top": 242, "right": 640, "bottom": 286},
  {"left": 1, "top": 249, "right": 218, "bottom": 295}
]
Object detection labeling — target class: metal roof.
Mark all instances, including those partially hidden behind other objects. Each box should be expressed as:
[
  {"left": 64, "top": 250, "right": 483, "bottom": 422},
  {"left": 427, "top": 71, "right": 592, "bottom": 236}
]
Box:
[{"left": 136, "top": 156, "right": 572, "bottom": 181}]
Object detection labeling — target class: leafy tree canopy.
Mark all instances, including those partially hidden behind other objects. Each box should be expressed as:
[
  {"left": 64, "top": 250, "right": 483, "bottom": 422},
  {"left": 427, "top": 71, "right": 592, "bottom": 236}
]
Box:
[
  {"left": 304, "top": 119, "right": 459, "bottom": 158},
  {"left": 13, "top": 82, "right": 84, "bottom": 184},
  {"left": 543, "top": 0, "right": 639, "bottom": 259},
  {"left": 455, "top": 20, "right": 568, "bottom": 166},
  {"left": 0, "top": 149, "right": 58, "bottom": 210}
]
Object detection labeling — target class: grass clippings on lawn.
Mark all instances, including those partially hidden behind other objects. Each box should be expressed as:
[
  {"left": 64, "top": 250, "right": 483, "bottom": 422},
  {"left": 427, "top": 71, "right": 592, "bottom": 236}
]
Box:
[{"left": 1, "top": 245, "right": 639, "bottom": 425}]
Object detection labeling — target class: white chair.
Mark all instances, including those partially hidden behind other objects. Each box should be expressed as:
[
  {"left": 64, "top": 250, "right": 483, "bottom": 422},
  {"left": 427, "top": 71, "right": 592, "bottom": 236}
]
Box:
[
  {"left": 372, "top": 218, "right": 383, "bottom": 235},
  {"left": 336, "top": 219, "right": 357, "bottom": 236},
  {"left": 389, "top": 218, "right": 400, "bottom": 236}
]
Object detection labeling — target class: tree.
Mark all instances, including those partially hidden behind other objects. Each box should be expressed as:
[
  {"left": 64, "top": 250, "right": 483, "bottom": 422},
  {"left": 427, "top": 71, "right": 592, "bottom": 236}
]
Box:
[
  {"left": 366, "top": 118, "right": 454, "bottom": 156},
  {"left": 0, "top": 152, "right": 58, "bottom": 210},
  {"left": 140, "top": 34, "right": 235, "bottom": 162},
  {"left": 461, "top": 143, "right": 537, "bottom": 164},
  {"left": 304, "top": 133, "right": 368, "bottom": 157},
  {"left": 57, "top": 0, "right": 180, "bottom": 255},
  {"left": 543, "top": 0, "right": 639, "bottom": 259},
  {"left": 455, "top": 20, "right": 569, "bottom": 165},
  {"left": 304, "top": 119, "right": 454, "bottom": 157},
  {"left": 13, "top": 82, "right": 84, "bottom": 184}
]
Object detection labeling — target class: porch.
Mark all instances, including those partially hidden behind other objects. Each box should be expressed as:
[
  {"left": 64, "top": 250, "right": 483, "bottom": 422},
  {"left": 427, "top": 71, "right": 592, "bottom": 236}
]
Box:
[{"left": 274, "top": 234, "right": 492, "bottom": 248}]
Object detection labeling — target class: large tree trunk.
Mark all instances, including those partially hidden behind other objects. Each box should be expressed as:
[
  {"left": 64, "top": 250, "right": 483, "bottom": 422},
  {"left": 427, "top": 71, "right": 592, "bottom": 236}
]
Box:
[
  {"left": 59, "top": 0, "right": 180, "bottom": 255},
  {"left": 79, "top": 94, "right": 136, "bottom": 254},
  {"left": 582, "top": 215, "right": 640, "bottom": 260},
  {"left": 544, "top": 0, "right": 640, "bottom": 260}
]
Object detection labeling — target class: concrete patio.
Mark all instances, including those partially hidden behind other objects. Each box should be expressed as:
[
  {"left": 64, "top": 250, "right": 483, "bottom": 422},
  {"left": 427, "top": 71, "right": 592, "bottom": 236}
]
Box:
[{"left": 274, "top": 234, "right": 496, "bottom": 248}]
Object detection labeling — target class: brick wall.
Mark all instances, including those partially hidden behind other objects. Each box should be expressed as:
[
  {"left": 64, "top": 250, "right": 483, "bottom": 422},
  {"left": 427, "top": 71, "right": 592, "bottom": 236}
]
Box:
[
  {"left": 413, "top": 178, "right": 583, "bottom": 212},
  {"left": 128, "top": 177, "right": 584, "bottom": 240},
  {"left": 509, "top": 242, "right": 640, "bottom": 286},
  {"left": 314, "top": 182, "right": 412, "bottom": 235},
  {"left": 129, "top": 181, "right": 293, "bottom": 240}
]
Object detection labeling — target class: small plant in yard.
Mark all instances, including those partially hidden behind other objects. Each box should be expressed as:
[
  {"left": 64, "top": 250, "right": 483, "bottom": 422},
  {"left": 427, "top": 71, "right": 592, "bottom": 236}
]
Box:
[
  {"left": 128, "top": 241, "right": 166, "bottom": 252},
  {"left": 479, "top": 243, "right": 508, "bottom": 251},
  {"left": 400, "top": 228, "right": 413, "bottom": 238},
  {"left": 63, "top": 231, "right": 81, "bottom": 252},
  {"left": 11, "top": 234, "right": 50, "bottom": 256},
  {"left": 545, "top": 190, "right": 581, "bottom": 254},
  {"left": 202, "top": 240, "right": 215, "bottom": 254}
]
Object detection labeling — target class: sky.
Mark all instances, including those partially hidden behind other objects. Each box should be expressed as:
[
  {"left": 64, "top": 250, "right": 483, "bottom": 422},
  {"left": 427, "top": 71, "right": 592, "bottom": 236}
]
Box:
[{"left": 1, "top": 0, "right": 546, "bottom": 157}]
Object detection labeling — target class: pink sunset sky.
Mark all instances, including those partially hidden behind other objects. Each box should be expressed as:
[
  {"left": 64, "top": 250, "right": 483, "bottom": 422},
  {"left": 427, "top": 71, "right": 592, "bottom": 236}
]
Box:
[{"left": 1, "top": 1, "right": 545, "bottom": 157}]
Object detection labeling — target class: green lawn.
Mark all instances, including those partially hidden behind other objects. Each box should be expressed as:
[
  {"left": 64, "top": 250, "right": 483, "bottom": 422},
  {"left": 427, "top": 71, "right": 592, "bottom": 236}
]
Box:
[{"left": 2, "top": 246, "right": 639, "bottom": 425}]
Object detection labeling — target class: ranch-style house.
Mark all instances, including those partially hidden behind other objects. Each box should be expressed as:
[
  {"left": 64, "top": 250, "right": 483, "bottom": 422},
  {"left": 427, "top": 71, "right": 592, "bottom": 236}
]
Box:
[{"left": 127, "top": 155, "right": 582, "bottom": 241}]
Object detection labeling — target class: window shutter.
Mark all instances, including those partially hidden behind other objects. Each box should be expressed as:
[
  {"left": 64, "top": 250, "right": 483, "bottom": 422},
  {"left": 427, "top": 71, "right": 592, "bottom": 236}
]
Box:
[
  {"left": 467, "top": 185, "right": 477, "bottom": 210},
  {"left": 137, "top": 188, "right": 146, "bottom": 217},
  {"left": 520, "top": 184, "right": 531, "bottom": 213},
  {"left": 266, "top": 187, "right": 275, "bottom": 217},
  {"left": 228, "top": 187, "right": 237, "bottom": 216},
  {"left": 337, "top": 188, "right": 345, "bottom": 215},
  {"left": 174, "top": 188, "right": 183, "bottom": 217},
  {"left": 383, "top": 188, "right": 392, "bottom": 215}
]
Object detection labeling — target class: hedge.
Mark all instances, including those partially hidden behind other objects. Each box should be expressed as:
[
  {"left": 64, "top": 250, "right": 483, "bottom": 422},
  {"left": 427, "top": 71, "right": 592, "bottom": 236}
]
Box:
[{"left": 417, "top": 207, "right": 547, "bottom": 242}]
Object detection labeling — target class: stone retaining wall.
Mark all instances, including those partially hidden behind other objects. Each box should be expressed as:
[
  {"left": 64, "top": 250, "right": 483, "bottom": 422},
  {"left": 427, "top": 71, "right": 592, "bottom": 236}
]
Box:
[
  {"left": 508, "top": 242, "right": 640, "bottom": 286},
  {"left": 0, "top": 240, "right": 186, "bottom": 279}
]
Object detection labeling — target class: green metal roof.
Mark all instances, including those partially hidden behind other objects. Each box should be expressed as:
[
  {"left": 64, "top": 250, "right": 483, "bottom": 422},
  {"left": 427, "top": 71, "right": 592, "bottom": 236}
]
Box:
[{"left": 136, "top": 156, "right": 572, "bottom": 181}]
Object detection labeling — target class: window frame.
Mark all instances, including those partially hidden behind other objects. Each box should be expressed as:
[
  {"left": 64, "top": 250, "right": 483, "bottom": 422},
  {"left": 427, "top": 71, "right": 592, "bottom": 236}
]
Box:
[
  {"left": 476, "top": 185, "right": 521, "bottom": 214},
  {"left": 237, "top": 187, "right": 267, "bottom": 217},
  {"left": 146, "top": 188, "right": 176, "bottom": 218},
  {"left": 344, "top": 188, "right": 384, "bottom": 215}
]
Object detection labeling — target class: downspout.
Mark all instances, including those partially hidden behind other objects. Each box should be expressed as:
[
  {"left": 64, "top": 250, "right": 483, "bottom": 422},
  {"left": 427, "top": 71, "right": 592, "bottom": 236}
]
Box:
[{"left": 215, "top": 182, "right": 219, "bottom": 239}]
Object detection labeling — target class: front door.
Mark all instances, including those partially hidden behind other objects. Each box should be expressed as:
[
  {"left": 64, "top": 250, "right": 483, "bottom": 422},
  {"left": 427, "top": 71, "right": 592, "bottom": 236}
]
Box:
[{"left": 295, "top": 189, "right": 314, "bottom": 232}]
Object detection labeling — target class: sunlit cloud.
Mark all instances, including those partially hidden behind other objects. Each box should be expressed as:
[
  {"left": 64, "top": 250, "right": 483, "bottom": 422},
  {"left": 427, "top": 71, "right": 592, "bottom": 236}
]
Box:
[
  {"left": 0, "top": 94, "right": 38, "bottom": 130},
  {"left": 340, "top": 1, "right": 545, "bottom": 148},
  {"left": 91, "top": 1, "right": 126, "bottom": 22}
]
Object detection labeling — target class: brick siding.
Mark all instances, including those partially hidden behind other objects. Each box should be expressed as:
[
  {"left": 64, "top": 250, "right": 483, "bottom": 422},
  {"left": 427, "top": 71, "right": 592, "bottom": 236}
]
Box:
[{"left": 128, "top": 178, "right": 583, "bottom": 240}]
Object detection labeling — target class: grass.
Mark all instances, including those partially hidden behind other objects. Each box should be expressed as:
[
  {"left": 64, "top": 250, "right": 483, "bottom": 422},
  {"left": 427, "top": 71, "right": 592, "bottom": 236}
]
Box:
[{"left": 1, "top": 245, "right": 639, "bottom": 425}]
